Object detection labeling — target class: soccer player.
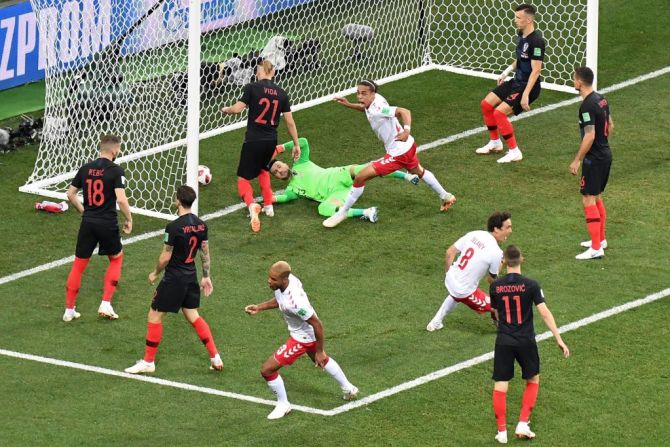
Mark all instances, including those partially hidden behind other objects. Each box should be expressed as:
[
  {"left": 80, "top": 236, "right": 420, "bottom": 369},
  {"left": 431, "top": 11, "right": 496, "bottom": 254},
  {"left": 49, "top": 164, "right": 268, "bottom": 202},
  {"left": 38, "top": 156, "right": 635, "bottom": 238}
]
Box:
[
  {"left": 245, "top": 261, "right": 358, "bottom": 420},
  {"left": 489, "top": 245, "right": 569, "bottom": 444},
  {"left": 323, "top": 79, "right": 456, "bottom": 228},
  {"left": 426, "top": 211, "right": 512, "bottom": 332},
  {"left": 63, "top": 134, "right": 132, "bottom": 322},
  {"left": 570, "top": 66, "right": 613, "bottom": 260},
  {"left": 222, "top": 59, "right": 300, "bottom": 233},
  {"left": 125, "top": 185, "right": 223, "bottom": 374},
  {"left": 269, "top": 137, "right": 420, "bottom": 222},
  {"left": 475, "top": 4, "right": 545, "bottom": 163}
]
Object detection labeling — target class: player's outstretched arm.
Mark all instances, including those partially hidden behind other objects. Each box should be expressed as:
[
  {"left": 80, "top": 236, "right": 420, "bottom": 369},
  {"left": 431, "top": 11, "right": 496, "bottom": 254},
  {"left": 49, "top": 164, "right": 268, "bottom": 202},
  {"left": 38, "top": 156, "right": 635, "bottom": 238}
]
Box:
[
  {"left": 334, "top": 96, "right": 365, "bottom": 112},
  {"left": 282, "top": 112, "right": 301, "bottom": 160},
  {"left": 274, "top": 190, "right": 299, "bottom": 204},
  {"left": 115, "top": 188, "right": 133, "bottom": 234},
  {"left": 536, "top": 303, "right": 570, "bottom": 358},
  {"left": 244, "top": 298, "right": 279, "bottom": 315},
  {"left": 306, "top": 314, "right": 328, "bottom": 367},
  {"left": 66, "top": 185, "right": 84, "bottom": 214},
  {"left": 199, "top": 240, "right": 213, "bottom": 297},
  {"left": 149, "top": 244, "right": 172, "bottom": 284},
  {"left": 221, "top": 101, "right": 247, "bottom": 115}
]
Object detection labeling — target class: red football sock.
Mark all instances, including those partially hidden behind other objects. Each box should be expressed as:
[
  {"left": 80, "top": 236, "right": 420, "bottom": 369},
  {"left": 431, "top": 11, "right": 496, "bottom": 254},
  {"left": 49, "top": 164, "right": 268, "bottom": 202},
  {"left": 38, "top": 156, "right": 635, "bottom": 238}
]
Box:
[
  {"left": 65, "top": 257, "right": 90, "bottom": 309},
  {"left": 481, "top": 100, "right": 499, "bottom": 140},
  {"left": 258, "top": 170, "right": 274, "bottom": 207},
  {"left": 102, "top": 254, "right": 123, "bottom": 302},
  {"left": 493, "top": 390, "right": 507, "bottom": 432},
  {"left": 237, "top": 178, "right": 254, "bottom": 206},
  {"left": 519, "top": 382, "right": 539, "bottom": 423},
  {"left": 584, "top": 205, "right": 601, "bottom": 250},
  {"left": 493, "top": 109, "right": 517, "bottom": 149},
  {"left": 596, "top": 199, "right": 607, "bottom": 242},
  {"left": 144, "top": 322, "right": 163, "bottom": 363},
  {"left": 192, "top": 317, "right": 218, "bottom": 358}
]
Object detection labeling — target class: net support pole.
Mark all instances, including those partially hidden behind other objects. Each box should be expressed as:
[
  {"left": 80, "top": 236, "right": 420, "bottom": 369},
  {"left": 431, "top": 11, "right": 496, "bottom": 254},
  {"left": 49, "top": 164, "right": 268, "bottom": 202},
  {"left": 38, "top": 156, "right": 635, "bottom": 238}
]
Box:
[
  {"left": 586, "top": 0, "right": 599, "bottom": 89},
  {"left": 186, "top": 0, "right": 201, "bottom": 215}
]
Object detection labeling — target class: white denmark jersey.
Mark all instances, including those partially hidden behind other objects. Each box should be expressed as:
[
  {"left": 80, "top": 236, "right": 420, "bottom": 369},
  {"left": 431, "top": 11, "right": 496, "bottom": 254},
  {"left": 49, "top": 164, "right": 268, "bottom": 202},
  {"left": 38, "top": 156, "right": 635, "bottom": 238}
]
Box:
[
  {"left": 274, "top": 274, "right": 317, "bottom": 343},
  {"left": 445, "top": 230, "right": 503, "bottom": 298},
  {"left": 365, "top": 93, "right": 414, "bottom": 157}
]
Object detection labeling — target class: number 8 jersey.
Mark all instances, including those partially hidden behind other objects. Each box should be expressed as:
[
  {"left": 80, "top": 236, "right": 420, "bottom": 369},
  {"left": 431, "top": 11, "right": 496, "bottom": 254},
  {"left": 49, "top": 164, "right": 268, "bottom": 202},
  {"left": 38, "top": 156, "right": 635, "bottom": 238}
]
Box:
[
  {"left": 445, "top": 230, "right": 503, "bottom": 298},
  {"left": 71, "top": 157, "right": 125, "bottom": 223}
]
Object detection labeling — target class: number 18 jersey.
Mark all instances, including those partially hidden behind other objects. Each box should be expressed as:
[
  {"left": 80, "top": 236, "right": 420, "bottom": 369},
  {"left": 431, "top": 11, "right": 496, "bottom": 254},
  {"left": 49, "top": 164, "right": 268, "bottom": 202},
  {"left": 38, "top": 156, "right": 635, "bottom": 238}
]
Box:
[
  {"left": 71, "top": 157, "right": 125, "bottom": 224},
  {"left": 445, "top": 230, "right": 503, "bottom": 298}
]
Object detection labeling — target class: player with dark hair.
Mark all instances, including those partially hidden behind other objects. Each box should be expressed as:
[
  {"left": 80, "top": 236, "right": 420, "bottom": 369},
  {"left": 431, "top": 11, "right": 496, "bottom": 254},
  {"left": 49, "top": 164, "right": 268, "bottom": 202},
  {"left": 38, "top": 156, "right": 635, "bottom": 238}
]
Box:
[
  {"left": 222, "top": 59, "right": 300, "bottom": 233},
  {"left": 476, "top": 3, "right": 545, "bottom": 163},
  {"left": 426, "top": 211, "right": 512, "bottom": 331},
  {"left": 570, "top": 66, "right": 613, "bottom": 260},
  {"left": 125, "top": 185, "right": 223, "bottom": 374},
  {"left": 490, "top": 245, "right": 569, "bottom": 443},
  {"left": 269, "top": 137, "right": 419, "bottom": 222},
  {"left": 245, "top": 261, "right": 358, "bottom": 419},
  {"left": 63, "top": 134, "right": 132, "bottom": 322},
  {"left": 324, "top": 80, "right": 455, "bottom": 228}
]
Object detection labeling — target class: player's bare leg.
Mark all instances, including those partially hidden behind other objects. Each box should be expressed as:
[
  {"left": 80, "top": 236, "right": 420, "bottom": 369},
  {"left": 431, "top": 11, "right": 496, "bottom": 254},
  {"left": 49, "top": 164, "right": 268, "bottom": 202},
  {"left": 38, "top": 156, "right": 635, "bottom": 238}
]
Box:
[
  {"left": 477, "top": 93, "right": 504, "bottom": 155},
  {"left": 261, "top": 355, "right": 291, "bottom": 419},
  {"left": 494, "top": 102, "right": 523, "bottom": 163}
]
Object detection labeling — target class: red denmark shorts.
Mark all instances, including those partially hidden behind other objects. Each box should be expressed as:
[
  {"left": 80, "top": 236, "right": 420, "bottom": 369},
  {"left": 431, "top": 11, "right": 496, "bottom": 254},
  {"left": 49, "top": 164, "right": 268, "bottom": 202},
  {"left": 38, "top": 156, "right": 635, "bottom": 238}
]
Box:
[
  {"left": 453, "top": 288, "right": 491, "bottom": 314},
  {"left": 273, "top": 337, "right": 317, "bottom": 366},
  {"left": 371, "top": 142, "right": 420, "bottom": 176}
]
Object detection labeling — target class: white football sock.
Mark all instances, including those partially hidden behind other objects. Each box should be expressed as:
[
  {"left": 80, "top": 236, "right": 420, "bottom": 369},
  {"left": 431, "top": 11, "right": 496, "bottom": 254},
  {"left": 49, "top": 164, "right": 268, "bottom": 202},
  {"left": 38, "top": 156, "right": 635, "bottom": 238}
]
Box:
[
  {"left": 421, "top": 169, "right": 449, "bottom": 198},
  {"left": 337, "top": 185, "right": 365, "bottom": 216},
  {"left": 323, "top": 357, "right": 353, "bottom": 391},
  {"left": 266, "top": 375, "right": 289, "bottom": 404},
  {"left": 431, "top": 295, "right": 458, "bottom": 324},
  {"left": 491, "top": 138, "right": 502, "bottom": 145}
]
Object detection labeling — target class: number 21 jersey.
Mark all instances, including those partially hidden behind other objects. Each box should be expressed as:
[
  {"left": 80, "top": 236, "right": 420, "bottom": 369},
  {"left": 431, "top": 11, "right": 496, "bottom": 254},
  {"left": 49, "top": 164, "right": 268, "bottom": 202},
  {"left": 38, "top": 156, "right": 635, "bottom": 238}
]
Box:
[{"left": 240, "top": 79, "right": 291, "bottom": 142}]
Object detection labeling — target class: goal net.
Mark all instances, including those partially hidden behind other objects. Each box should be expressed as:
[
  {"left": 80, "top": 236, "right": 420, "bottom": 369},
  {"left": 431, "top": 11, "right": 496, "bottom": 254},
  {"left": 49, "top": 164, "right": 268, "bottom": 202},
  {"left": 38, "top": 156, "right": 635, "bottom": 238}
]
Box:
[{"left": 21, "top": 0, "right": 597, "bottom": 219}]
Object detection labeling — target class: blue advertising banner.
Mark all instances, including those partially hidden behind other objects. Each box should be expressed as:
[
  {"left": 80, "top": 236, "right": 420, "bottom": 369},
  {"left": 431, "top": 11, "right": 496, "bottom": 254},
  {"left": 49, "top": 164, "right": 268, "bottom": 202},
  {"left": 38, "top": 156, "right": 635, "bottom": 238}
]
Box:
[{"left": 0, "top": 0, "right": 316, "bottom": 91}]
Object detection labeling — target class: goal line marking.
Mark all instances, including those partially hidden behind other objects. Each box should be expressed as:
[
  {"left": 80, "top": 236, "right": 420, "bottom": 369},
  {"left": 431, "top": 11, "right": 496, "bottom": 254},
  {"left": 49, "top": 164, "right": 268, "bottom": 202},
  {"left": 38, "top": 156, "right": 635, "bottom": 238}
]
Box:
[
  {"left": 1, "top": 65, "right": 668, "bottom": 288},
  {"left": 1, "top": 287, "right": 667, "bottom": 416}
]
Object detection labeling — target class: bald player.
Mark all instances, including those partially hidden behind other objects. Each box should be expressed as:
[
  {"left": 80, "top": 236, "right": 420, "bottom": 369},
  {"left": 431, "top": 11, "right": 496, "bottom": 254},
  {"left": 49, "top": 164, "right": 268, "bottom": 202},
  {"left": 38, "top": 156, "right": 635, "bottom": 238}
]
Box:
[{"left": 245, "top": 261, "right": 359, "bottom": 419}]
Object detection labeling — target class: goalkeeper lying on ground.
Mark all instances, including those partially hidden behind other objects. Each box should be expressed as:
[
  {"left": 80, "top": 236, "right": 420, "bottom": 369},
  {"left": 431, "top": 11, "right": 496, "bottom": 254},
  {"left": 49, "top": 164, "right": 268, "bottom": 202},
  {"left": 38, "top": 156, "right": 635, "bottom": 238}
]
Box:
[{"left": 268, "top": 137, "right": 418, "bottom": 223}]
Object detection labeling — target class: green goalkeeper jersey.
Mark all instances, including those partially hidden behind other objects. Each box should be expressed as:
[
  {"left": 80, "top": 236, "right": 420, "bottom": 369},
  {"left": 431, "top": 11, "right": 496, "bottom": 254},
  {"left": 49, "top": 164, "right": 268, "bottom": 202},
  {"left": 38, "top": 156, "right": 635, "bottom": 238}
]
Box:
[{"left": 283, "top": 139, "right": 353, "bottom": 202}]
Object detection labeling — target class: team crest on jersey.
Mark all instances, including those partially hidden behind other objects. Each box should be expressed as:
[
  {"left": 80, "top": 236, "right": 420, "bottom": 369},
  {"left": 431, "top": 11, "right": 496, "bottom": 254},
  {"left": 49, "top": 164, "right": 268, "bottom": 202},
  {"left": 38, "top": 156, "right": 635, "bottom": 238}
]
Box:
[{"left": 522, "top": 42, "right": 529, "bottom": 52}]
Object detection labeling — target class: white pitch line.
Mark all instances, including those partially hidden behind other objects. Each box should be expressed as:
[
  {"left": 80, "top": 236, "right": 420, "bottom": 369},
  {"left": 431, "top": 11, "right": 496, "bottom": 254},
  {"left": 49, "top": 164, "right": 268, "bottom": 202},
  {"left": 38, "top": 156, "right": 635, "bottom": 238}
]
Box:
[
  {"left": 326, "top": 287, "right": 670, "bottom": 415},
  {"left": 1, "top": 287, "right": 667, "bottom": 416},
  {"left": 1, "top": 65, "right": 669, "bottom": 288},
  {"left": 0, "top": 348, "right": 331, "bottom": 416}
]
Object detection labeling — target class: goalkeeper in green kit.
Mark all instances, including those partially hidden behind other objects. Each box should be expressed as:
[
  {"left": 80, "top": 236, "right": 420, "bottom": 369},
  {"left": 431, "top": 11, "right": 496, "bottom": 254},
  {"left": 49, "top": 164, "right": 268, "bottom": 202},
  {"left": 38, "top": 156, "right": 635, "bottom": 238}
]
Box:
[{"left": 268, "top": 138, "right": 419, "bottom": 222}]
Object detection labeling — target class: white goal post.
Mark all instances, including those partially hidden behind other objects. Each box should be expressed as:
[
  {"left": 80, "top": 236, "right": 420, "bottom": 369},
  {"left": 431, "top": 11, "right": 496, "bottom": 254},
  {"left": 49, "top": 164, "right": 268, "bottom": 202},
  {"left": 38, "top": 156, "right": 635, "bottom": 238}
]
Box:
[{"left": 21, "top": 0, "right": 598, "bottom": 220}]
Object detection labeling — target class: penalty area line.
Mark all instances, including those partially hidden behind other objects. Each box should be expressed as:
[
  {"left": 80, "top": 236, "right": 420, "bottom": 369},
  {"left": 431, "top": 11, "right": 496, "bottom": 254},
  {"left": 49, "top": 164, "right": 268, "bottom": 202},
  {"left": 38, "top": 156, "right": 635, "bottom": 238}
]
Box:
[
  {"left": 326, "top": 287, "right": 670, "bottom": 416},
  {"left": 0, "top": 348, "right": 331, "bottom": 417},
  {"left": 1, "top": 65, "right": 668, "bottom": 287}
]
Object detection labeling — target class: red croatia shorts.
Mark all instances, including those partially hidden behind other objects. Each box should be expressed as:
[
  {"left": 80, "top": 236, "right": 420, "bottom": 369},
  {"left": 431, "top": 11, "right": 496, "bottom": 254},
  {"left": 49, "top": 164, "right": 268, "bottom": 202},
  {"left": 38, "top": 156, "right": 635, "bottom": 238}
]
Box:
[
  {"left": 453, "top": 288, "right": 491, "bottom": 314},
  {"left": 371, "top": 142, "right": 420, "bottom": 176},
  {"left": 273, "top": 337, "right": 316, "bottom": 366}
]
